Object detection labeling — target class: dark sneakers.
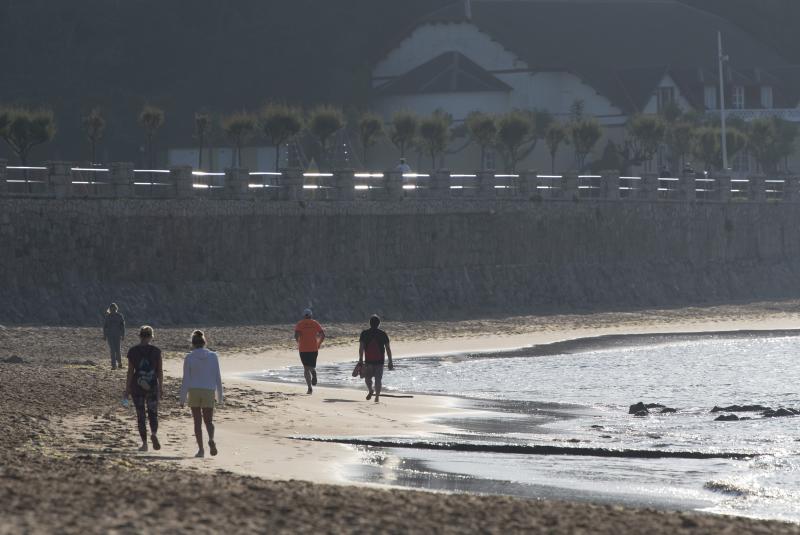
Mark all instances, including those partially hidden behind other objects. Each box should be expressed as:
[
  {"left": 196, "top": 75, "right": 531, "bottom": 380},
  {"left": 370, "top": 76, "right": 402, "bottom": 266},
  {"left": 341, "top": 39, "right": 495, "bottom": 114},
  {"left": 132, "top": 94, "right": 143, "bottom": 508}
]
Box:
[
  {"left": 151, "top": 434, "right": 161, "bottom": 451},
  {"left": 209, "top": 440, "right": 218, "bottom": 456}
]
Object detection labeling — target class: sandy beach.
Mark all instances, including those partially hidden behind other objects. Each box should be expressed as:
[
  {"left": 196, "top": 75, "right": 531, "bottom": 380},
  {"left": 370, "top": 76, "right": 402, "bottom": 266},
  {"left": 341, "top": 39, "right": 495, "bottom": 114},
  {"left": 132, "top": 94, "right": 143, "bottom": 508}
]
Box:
[{"left": 3, "top": 302, "right": 800, "bottom": 533}]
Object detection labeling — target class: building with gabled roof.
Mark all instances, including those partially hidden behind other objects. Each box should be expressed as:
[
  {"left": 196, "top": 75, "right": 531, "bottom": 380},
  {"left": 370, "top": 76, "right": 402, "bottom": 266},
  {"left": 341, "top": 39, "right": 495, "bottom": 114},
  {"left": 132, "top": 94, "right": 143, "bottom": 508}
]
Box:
[{"left": 370, "top": 0, "right": 800, "bottom": 172}]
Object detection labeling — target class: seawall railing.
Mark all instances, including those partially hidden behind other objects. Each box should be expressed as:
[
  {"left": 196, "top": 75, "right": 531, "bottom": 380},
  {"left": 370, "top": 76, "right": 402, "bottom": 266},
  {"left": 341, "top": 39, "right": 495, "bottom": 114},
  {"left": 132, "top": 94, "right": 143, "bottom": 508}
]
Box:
[{"left": 0, "top": 159, "right": 796, "bottom": 203}]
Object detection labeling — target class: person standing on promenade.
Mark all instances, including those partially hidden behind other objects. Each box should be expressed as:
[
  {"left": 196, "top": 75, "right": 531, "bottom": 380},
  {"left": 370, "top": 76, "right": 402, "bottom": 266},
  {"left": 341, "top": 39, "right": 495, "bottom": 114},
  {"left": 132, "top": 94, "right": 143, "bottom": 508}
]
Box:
[
  {"left": 124, "top": 326, "right": 163, "bottom": 452},
  {"left": 179, "top": 330, "right": 224, "bottom": 458},
  {"left": 102, "top": 303, "right": 125, "bottom": 369},
  {"left": 294, "top": 308, "right": 325, "bottom": 394},
  {"left": 395, "top": 158, "right": 412, "bottom": 174},
  {"left": 358, "top": 315, "right": 393, "bottom": 403}
]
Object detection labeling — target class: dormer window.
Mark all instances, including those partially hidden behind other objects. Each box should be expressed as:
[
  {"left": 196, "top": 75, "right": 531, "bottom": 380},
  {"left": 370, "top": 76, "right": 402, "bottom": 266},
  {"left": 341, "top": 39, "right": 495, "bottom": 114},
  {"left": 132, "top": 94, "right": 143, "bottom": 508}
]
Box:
[
  {"left": 657, "top": 87, "right": 675, "bottom": 112},
  {"left": 732, "top": 86, "right": 745, "bottom": 109},
  {"left": 761, "top": 86, "right": 773, "bottom": 109},
  {"left": 704, "top": 86, "right": 717, "bottom": 110}
]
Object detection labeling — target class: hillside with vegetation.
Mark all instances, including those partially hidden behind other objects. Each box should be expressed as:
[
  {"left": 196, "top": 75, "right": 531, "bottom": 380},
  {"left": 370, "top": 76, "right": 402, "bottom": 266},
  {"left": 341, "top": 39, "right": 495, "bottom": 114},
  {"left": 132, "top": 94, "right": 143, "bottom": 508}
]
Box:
[
  {"left": 680, "top": 0, "right": 800, "bottom": 63},
  {"left": 0, "top": 0, "right": 797, "bottom": 164}
]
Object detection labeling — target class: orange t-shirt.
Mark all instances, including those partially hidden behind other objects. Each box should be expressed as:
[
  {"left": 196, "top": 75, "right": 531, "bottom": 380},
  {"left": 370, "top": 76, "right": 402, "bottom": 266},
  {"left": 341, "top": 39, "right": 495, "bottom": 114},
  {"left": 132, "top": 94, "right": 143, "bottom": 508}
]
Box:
[{"left": 295, "top": 319, "right": 324, "bottom": 352}]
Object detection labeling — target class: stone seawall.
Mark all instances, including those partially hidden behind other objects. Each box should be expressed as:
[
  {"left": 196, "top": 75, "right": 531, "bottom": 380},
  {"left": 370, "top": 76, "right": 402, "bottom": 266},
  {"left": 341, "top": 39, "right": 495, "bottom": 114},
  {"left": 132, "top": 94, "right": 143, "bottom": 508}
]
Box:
[{"left": 2, "top": 198, "right": 799, "bottom": 325}]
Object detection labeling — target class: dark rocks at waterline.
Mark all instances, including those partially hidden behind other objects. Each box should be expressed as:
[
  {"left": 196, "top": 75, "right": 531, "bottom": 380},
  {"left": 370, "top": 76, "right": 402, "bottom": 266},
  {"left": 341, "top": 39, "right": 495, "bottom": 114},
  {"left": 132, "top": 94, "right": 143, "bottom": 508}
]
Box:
[
  {"left": 3, "top": 355, "right": 24, "bottom": 364},
  {"left": 711, "top": 404, "right": 771, "bottom": 413},
  {"left": 629, "top": 402, "right": 649, "bottom": 414},
  {"left": 714, "top": 414, "right": 750, "bottom": 422},
  {"left": 629, "top": 402, "right": 663, "bottom": 414},
  {"left": 628, "top": 402, "right": 677, "bottom": 416},
  {"left": 762, "top": 408, "right": 800, "bottom": 418},
  {"left": 714, "top": 408, "right": 798, "bottom": 420}
]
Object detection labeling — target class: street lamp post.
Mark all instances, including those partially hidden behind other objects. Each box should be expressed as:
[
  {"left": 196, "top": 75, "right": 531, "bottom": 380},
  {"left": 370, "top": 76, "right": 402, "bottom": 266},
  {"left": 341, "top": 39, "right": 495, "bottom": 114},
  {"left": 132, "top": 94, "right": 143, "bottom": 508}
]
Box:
[{"left": 718, "top": 31, "right": 729, "bottom": 171}]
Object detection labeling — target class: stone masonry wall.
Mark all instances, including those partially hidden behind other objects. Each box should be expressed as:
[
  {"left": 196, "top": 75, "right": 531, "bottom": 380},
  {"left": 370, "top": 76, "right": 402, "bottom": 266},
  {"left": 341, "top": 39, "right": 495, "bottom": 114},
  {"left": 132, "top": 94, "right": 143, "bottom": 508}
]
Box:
[{"left": 1, "top": 198, "right": 799, "bottom": 325}]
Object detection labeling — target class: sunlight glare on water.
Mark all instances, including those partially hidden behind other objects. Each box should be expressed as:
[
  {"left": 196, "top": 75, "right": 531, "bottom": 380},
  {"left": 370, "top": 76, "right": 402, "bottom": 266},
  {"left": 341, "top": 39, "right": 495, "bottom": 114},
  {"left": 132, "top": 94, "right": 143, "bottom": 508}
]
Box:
[{"left": 260, "top": 335, "right": 800, "bottom": 521}]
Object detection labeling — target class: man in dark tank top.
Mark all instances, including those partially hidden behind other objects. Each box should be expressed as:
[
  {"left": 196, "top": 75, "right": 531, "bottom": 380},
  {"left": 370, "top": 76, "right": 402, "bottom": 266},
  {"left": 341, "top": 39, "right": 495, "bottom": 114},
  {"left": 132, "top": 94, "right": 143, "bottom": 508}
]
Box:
[{"left": 358, "top": 315, "right": 393, "bottom": 403}]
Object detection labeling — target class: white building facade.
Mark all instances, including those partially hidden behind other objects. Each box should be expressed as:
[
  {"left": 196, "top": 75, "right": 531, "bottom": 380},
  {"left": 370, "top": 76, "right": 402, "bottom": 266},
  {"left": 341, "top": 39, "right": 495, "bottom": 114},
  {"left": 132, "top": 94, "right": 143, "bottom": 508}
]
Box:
[{"left": 368, "top": 0, "right": 800, "bottom": 174}]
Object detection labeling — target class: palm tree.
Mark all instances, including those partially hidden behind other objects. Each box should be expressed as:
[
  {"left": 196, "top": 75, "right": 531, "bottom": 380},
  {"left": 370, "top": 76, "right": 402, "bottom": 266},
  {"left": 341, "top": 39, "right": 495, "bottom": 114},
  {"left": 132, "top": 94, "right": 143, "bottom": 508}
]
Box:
[
  {"left": 138, "top": 105, "right": 165, "bottom": 168},
  {"left": 389, "top": 111, "right": 418, "bottom": 159},
  {"left": 418, "top": 113, "right": 450, "bottom": 170},
  {"left": 497, "top": 111, "right": 531, "bottom": 172},
  {"left": 261, "top": 103, "right": 304, "bottom": 171},
  {"left": 82, "top": 108, "right": 106, "bottom": 164},
  {"left": 221, "top": 111, "right": 257, "bottom": 168},
  {"left": 465, "top": 112, "right": 497, "bottom": 170},
  {"left": 545, "top": 122, "right": 568, "bottom": 174},
  {"left": 357, "top": 112, "right": 384, "bottom": 167},
  {"left": 569, "top": 118, "right": 602, "bottom": 171},
  {"left": 0, "top": 107, "right": 57, "bottom": 165},
  {"left": 308, "top": 105, "right": 345, "bottom": 170}
]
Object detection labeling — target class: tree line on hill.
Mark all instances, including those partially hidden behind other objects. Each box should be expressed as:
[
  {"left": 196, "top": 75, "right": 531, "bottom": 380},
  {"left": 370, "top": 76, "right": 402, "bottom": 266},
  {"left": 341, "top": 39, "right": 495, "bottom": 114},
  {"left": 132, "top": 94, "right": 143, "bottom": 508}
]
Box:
[
  {"left": 1, "top": 0, "right": 799, "bottom": 162},
  {"left": 680, "top": 0, "right": 800, "bottom": 62}
]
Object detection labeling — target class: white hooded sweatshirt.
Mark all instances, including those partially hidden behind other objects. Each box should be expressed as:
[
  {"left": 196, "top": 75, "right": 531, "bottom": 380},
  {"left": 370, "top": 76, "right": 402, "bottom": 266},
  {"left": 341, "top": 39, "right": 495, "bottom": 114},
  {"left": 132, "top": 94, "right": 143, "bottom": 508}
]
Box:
[{"left": 179, "top": 348, "right": 224, "bottom": 404}]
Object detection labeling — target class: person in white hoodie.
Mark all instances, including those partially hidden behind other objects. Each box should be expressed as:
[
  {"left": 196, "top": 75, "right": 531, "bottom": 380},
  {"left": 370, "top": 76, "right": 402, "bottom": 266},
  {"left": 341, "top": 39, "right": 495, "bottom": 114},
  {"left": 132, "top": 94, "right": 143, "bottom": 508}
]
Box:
[{"left": 179, "top": 330, "right": 223, "bottom": 458}]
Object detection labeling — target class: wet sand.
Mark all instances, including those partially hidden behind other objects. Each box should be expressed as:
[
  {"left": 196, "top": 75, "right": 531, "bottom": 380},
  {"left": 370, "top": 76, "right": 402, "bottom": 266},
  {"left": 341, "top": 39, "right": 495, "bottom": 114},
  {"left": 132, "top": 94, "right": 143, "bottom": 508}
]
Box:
[{"left": 3, "top": 302, "right": 800, "bottom": 533}]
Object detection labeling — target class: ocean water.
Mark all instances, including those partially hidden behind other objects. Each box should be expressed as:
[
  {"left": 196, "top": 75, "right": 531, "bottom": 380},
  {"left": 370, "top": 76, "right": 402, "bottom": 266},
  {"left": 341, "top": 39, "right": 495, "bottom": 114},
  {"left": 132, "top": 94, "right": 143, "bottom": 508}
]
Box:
[{"left": 256, "top": 334, "right": 800, "bottom": 522}]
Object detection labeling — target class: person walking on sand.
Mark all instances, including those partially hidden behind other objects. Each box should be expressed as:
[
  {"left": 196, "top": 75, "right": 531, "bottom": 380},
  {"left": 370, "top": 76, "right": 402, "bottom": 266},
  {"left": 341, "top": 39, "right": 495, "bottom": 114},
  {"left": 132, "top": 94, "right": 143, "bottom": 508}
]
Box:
[
  {"left": 124, "top": 325, "right": 163, "bottom": 452},
  {"left": 103, "top": 303, "right": 125, "bottom": 369},
  {"left": 358, "top": 315, "right": 393, "bottom": 403},
  {"left": 294, "top": 308, "right": 325, "bottom": 394},
  {"left": 179, "top": 330, "right": 223, "bottom": 458}
]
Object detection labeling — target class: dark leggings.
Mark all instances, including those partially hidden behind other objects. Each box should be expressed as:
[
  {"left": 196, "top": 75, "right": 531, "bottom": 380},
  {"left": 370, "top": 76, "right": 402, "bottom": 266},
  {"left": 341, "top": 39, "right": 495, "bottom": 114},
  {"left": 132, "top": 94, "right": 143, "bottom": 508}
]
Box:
[
  {"left": 132, "top": 394, "right": 158, "bottom": 442},
  {"left": 107, "top": 337, "right": 122, "bottom": 367}
]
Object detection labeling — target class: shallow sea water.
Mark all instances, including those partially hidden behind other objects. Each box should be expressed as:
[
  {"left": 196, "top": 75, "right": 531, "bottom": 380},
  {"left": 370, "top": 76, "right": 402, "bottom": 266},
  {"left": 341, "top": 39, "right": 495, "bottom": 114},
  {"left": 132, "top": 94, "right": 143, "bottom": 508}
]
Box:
[{"left": 257, "top": 334, "right": 800, "bottom": 522}]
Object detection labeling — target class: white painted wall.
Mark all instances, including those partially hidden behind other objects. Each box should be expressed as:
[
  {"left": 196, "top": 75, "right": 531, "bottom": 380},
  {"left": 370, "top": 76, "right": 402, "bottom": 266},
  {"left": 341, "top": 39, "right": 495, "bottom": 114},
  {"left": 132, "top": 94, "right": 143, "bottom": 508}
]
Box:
[
  {"left": 377, "top": 91, "right": 511, "bottom": 121},
  {"left": 641, "top": 74, "right": 693, "bottom": 114},
  {"left": 373, "top": 23, "right": 523, "bottom": 80},
  {"left": 372, "top": 22, "right": 624, "bottom": 123}
]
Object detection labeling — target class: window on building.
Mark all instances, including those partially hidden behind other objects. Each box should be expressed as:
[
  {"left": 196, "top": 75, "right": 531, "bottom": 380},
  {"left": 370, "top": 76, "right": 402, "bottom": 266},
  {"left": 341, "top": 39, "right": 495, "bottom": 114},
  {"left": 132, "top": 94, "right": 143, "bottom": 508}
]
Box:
[
  {"left": 657, "top": 87, "right": 675, "bottom": 112},
  {"left": 761, "top": 86, "right": 774, "bottom": 109},
  {"left": 732, "top": 86, "right": 746, "bottom": 109},
  {"left": 704, "top": 86, "right": 717, "bottom": 110}
]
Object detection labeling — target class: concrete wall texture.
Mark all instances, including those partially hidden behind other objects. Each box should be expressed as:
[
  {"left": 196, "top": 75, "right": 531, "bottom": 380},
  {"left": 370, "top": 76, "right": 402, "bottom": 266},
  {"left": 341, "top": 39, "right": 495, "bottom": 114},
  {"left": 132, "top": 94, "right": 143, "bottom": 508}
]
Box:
[{"left": 2, "top": 197, "right": 799, "bottom": 326}]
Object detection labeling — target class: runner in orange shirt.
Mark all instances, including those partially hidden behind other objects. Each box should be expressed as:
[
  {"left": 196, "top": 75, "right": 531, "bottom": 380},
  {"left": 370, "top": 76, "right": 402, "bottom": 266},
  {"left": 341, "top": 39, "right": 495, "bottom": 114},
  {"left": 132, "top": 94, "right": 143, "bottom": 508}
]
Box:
[{"left": 294, "top": 308, "right": 326, "bottom": 394}]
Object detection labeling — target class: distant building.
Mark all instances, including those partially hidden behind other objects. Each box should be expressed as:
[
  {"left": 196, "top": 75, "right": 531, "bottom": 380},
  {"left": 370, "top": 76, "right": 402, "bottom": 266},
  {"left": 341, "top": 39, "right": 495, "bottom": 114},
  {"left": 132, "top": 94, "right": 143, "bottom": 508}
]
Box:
[{"left": 370, "top": 0, "right": 800, "bottom": 173}]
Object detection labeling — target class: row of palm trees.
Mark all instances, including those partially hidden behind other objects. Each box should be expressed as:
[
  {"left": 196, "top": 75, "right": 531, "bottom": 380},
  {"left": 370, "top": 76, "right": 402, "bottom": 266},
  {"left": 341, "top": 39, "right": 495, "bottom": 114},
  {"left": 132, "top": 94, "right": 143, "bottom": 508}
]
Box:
[
  {"left": 0, "top": 101, "right": 596, "bottom": 171},
  {"left": 2, "top": 101, "right": 798, "bottom": 173},
  {"left": 599, "top": 103, "right": 799, "bottom": 175}
]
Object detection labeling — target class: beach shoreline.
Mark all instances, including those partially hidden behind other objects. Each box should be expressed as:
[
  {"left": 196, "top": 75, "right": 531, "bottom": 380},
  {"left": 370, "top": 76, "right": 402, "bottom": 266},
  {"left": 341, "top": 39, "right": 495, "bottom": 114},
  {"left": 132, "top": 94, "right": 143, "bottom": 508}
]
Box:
[
  {"left": 236, "top": 327, "right": 800, "bottom": 521},
  {"left": 152, "top": 305, "right": 800, "bottom": 491},
  {"left": 3, "top": 302, "right": 800, "bottom": 532}
]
